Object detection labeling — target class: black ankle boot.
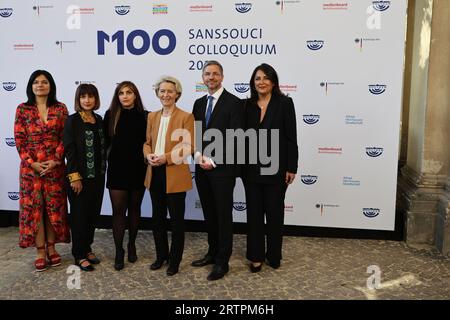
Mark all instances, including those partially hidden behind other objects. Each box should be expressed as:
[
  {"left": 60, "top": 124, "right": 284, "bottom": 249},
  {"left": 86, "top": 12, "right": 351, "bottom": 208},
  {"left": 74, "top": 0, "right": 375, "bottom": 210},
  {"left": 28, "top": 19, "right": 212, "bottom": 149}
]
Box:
[
  {"left": 127, "top": 243, "right": 137, "bottom": 263},
  {"left": 114, "top": 248, "right": 125, "bottom": 271}
]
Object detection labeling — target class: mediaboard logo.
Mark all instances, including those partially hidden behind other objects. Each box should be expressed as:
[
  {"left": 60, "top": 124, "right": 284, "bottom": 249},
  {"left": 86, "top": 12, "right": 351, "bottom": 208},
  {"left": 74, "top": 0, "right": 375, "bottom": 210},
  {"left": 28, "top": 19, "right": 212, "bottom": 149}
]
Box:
[
  {"left": 8, "top": 192, "right": 19, "bottom": 201},
  {"left": 363, "top": 208, "right": 380, "bottom": 218},
  {"left": 55, "top": 40, "right": 77, "bottom": 52},
  {"left": 72, "top": 7, "right": 95, "bottom": 15},
  {"left": 369, "top": 84, "right": 386, "bottom": 95},
  {"left": 373, "top": 1, "right": 390, "bottom": 11},
  {"left": 280, "top": 84, "right": 297, "bottom": 95},
  {"left": 301, "top": 175, "right": 318, "bottom": 185},
  {"left": 307, "top": 40, "right": 324, "bottom": 51},
  {"left": 0, "top": 8, "right": 13, "bottom": 17},
  {"left": 2, "top": 82, "right": 16, "bottom": 91},
  {"left": 366, "top": 147, "right": 383, "bottom": 157},
  {"left": 5, "top": 138, "right": 15, "bottom": 147},
  {"left": 323, "top": 2, "right": 349, "bottom": 10},
  {"left": 318, "top": 147, "right": 342, "bottom": 154},
  {"left": 303, "top": 114, "right": 319, "bottom": 125},
  {"left": 14, "top": 44, "right": 34, "bottom": 51},
  {"left": 235, "top": 3, "right": 252, "bottom": 13},
  {"left": 233, "top": 202, "right": 246, "bottom": 211},
  {"left": 234, "top": 83, "right": 249, "bottom": 93},
  {"left": 115, "top": 6, "right": 130, "bottom": 15}
]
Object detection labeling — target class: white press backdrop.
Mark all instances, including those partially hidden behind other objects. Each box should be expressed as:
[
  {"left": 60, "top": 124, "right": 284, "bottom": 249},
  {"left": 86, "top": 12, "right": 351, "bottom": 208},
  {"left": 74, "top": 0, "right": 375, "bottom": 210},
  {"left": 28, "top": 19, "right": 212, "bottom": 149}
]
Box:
[{"left": 0, "top": 0, "right": 407, "bottom": 231}]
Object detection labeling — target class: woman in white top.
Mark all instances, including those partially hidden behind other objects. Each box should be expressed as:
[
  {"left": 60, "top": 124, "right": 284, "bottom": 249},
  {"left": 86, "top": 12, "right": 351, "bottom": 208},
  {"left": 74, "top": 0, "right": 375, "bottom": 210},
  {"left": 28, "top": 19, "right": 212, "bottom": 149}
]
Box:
[{"left": 143, "top": 76, "right": 194, "bottom": 276}]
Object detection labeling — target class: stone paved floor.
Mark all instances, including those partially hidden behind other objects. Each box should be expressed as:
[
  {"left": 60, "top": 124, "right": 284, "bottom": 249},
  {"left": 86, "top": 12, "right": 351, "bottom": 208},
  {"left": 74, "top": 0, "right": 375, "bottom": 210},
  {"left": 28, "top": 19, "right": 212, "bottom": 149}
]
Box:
[{"left": 0, "top": 227, "right": 449, "bottom": 300}]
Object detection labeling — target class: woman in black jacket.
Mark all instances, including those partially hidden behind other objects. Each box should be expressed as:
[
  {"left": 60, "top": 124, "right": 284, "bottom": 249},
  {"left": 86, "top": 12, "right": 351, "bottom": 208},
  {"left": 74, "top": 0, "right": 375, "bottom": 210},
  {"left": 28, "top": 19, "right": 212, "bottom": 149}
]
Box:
[
  {"left": 244, "top": 63, "right": 298, "bottom": 272},
  {"left": 63, "top": 84, "right": 106, "bottom": 271}
]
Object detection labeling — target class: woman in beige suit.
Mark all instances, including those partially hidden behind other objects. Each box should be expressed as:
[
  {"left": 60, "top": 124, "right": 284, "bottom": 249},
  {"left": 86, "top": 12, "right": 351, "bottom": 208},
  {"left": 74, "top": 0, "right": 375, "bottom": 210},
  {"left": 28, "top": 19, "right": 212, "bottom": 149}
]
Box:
[{"left": 143, "top": 76, "right": 194, "bottom": 276}]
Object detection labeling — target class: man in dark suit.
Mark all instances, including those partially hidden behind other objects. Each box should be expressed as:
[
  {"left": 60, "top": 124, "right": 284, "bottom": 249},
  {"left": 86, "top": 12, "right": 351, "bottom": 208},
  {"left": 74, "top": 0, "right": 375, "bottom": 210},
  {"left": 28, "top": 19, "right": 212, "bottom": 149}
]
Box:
[{"left": 191, "top": 60, "right": 243, "bottom": 281}]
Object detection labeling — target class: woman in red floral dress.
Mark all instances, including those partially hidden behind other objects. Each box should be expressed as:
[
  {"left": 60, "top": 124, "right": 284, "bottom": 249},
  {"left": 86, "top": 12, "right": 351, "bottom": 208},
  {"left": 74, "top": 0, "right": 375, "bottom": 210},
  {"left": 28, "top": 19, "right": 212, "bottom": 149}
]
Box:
[{"left": 14, "top": 70, "right": 70, "bottom": 271}]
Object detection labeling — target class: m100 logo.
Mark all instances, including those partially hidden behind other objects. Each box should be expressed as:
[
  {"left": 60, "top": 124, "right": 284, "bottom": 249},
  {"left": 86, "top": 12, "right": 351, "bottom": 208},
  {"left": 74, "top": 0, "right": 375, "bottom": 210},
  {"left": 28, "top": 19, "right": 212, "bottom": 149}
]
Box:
[{"left": 97, "top": 29, "right": 176, "bottom": 55}]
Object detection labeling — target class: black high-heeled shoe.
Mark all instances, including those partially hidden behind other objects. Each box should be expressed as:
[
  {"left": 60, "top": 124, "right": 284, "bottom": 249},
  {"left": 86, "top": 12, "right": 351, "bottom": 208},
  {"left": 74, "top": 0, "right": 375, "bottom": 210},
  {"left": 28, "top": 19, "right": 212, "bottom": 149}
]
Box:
[
  {"left": 114, "top": 248, "right": 125, "bottom": 271},
  {"left": 150, "top": 258, "right": 168, "bottom": 270},
  {"left": 127, "top": 243, "right": 137, "bottom": 263}
]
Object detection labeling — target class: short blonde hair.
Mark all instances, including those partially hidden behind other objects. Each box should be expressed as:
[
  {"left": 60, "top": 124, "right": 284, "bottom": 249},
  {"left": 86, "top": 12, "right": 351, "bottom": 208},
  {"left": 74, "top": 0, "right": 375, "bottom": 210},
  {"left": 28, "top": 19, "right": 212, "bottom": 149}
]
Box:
[{"left": 154, "top": 76, "right": 182, "bottom": 102}]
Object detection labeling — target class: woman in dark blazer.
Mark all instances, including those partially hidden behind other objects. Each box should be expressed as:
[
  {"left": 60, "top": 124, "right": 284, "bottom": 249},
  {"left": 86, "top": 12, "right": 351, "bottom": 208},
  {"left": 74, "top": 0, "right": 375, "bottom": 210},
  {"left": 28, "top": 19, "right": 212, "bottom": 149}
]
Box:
[
  {"left": 243, "top": 63, "right": 298, "bottom": 272},
  {"left": 63, "top": 84, "right": 106, "bottom": 271}
]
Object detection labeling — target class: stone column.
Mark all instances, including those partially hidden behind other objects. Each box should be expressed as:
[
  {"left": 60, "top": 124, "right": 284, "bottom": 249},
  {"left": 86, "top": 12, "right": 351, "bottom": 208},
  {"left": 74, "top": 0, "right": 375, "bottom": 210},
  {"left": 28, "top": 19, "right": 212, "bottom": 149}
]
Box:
[{"left": 398, "top": 0, "right": 450, "bottom": 255}]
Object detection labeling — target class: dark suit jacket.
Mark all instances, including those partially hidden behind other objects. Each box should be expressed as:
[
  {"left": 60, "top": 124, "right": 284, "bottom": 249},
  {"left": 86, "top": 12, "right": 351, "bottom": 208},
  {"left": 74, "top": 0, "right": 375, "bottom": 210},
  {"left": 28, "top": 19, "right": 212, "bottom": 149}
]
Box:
[
  {"left": 243, "top": 94, "right": 298, "bottom": 184},
  {"left": 63, "top": 112, "right": 106, "bottom": 180},
  {"left": 192, "top": 89, "right": 244, "bottom": 177}
]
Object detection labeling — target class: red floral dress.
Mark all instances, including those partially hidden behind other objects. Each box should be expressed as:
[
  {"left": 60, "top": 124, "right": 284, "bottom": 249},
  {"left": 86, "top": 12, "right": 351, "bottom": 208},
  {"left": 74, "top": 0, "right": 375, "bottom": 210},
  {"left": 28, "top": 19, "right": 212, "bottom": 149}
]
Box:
[{"left": 14, "top": 103, "right": 71, "bottom": 248}]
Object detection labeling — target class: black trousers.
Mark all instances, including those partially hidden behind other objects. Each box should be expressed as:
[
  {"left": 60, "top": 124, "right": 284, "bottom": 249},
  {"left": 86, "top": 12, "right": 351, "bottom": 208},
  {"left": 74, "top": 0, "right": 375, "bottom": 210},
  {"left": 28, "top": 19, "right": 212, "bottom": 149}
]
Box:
[
  {"left": 244, "top": 181, "right": 287, "bottom": 263},
  {"left": 149, "top": 165, "right": 186, "bottom": 265},
  {"left": 195, "top": 171, "right": 236, "bottom": 267},
  {"left": 68, "top": 175, "right": 105, "bottom": 261}
]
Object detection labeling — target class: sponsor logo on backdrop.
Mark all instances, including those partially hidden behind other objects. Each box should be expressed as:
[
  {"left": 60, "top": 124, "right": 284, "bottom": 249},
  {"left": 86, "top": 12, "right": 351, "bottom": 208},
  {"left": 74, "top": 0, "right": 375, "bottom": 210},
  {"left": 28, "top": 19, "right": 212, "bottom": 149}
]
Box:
[
  {"left": 235, "top": 3, "right": 252, "bottom": 13},
  {"left": 373, "top": 1, "right": 390, "bottom": 11},
  {"left": 14, "top": 44, "right": 34, "bottom": 51},
  {"left": 5, "top": 138, "right": 16, "bottom": 147},
  {"left": 115, "top": 6, "right": 130, "bottom": 15},
  {"left": 55, "top": 40, "right": 77, "bottom": 52},
  {"left": 366, "top": 147, "right": 383, "bottom": 157},
  {"left": 280, "top": 84, "right": 297, "bottom": 95},
  {"left": 343, "top": 176, "right": 360, "bottom": 186},
  {"left": 318, "top": 147, "right": 342, "bottom": 155},
  {"left": 301, "top": 175, "right": 318, "bottom": 185},
  {"left": 355, "top": 38, "right": 381, "bottom": 51},
  {"left": 303, "top": 114, "right": 320, "bottom": 125},
  {"left": 369, "top": 84, "right": 386, "bottom": 95},
  {"left": 345, "top": 115, "right": 363, "bottom": 125},
  {"left": 8, "top": 192, "right": 19, "bottom": 201},
  {"left": 33, "top": 5, "right": 54, "bottom": 16},
  {"left": 153, "top": 4, "right": 168, "bottom": 14},
  {"left": 74, "top": 81, "right": 96, "bottom": 85},
  {"left": 363, "top": 207, "right": 380, "bottom": 218},
  {"left": 285, "top": 204, "right": 294, "bottom": 213},
  {"left": 195, "top": 200, "right": 202, "bottom": 209},
  {"left": 323, "top": 2, "right": 348, "bottom": 10},
  {"left": 0, "top": 8, "right": 13, "bottom": 17},
  {"left": 2, "top": 82, "right": 16, "bottom": 91},
  {"left": 315, "top": 203, "right": 339, "bottom": 216},
  {"left": 307, "top": 40, "right": 324, "bottom": 51},
  {"left": 276, "top": 1, "right": 301, "bottom": 14},
  {"left": 195, "top": 83, "right": 208, "bottom": 92},
  {"left": 233, "top": 202, "right": 246, "bottom": 211},
  {"left": 234, "top": 83, "right": 249, "bottom": 93},
  {"left": 320, "top": 82, "right": 344, "bottom": 95},
  {"left": 72, "top": 7, "right": 94, "bottom": 15},
  {"left": 189, "top": 5, "right": 213, "bottom": 12}
]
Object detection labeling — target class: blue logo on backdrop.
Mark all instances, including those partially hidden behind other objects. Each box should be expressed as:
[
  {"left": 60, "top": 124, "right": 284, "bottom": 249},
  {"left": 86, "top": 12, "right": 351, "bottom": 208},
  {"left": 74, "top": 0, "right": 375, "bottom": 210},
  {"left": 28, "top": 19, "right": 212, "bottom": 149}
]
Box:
[
  {"left": 369, "top": 84, "right": 386, "bottom": 95},
  {"left": 233, "top": 202, "right": 247, "bottom": 211},
  {"left": 307, "top": 40, "right": 324, "bottom": 50},
  {"left": 235, "top": 3, "right": 252, "bottom": 13},
  {"left": 5, "top": 138, "right": 15, "bottom": 147},
  {"left": 363, "top": 208, "right": 380, "bottom": 218},
  {"left": 115, "top": 5, "right": 130, "bottom": 15},
  {"left": 303, "top": 114, "right": 320, "bottom": 125},
  {"left": 301, "top": 175, "right": 318, "bottom": 185},
  {"left": 3, "top": 82, "right": 16, "bottom": 91},
  {"left": 234, "top": 83, "right": 250, "bottom": 93},
  {"left": 8, "top": 192, "right": 19, "bottom": 201},
  {"left": 97, "top": 29, "right": 176, "bottom": 55},
  {"left": 373, "top": 1, "right": 390, "bottom": 11},
  {"left": 0, "top": 8, "right": 13, "bottom": 17},
  {"left": 366, "top": 147, "right": 383, "bottom": 157}
]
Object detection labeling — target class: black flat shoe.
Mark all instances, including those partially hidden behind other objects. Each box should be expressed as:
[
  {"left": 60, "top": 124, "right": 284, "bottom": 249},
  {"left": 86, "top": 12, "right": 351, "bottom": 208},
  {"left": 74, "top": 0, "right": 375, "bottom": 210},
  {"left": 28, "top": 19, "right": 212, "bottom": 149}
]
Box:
[
  {"left": 191, "top": 255, "right": 214, "bottom": 267},
  {"left": 76, "top": 259, "right": 95, "bottom": 272},
  {"left": 114, "top": 248, "right": 125, "bottom": 271},
  {"left": 166, "top": 264, "right": 179, "bottom": 276},
  {"left": 267, "top": 260, "right": 280, "bottom": 269},
  {"left": 127, "top": 243, "right": 137, "bottom": 263},
  {"left": 207, "top": 264, "right": 229, "bottom": 281},
  {"left": 249, "top": 262, "right": 262, "bottom": 273},
  {"left": 150, "top": 259, "right": 167, "bottom": 270},
  {"left": 87, "top": 252, "right": 100, "bottom": 265}
]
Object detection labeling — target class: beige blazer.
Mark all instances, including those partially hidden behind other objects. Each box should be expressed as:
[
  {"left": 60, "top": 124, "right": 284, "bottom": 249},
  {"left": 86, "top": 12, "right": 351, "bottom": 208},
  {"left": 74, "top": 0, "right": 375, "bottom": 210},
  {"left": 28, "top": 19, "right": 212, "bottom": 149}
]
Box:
[{"left": 143, "top": 106, "right": 194, "bottom": 193}]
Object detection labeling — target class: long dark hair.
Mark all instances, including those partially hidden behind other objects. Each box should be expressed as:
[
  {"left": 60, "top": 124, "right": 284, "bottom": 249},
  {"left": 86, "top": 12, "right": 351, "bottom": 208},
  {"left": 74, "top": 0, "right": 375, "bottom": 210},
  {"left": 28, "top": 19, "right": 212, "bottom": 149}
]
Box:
[
  {"left": 108, "top": 81, "right": 145, "bottom": 136},
  {"left": 25, "top": 70, "right": 59, "bottom": 106},
  {"left": 248, "top": 63, "right": 283, "bottom": 105}
]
